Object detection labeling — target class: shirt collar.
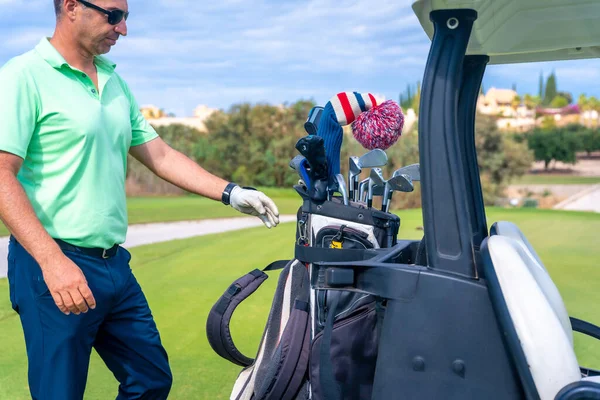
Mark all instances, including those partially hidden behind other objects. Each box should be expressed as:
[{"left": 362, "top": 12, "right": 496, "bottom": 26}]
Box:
[{"left": 35, "top": 37, "right": 117, "bottom": 72}]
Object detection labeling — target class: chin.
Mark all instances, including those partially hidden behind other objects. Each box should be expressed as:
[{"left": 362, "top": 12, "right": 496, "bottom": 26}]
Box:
[{"left": 96, "top": 45, "right": 112, "bottom": 55}]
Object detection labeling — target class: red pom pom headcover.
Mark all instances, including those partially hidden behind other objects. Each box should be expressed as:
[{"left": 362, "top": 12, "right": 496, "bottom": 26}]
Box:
[{"left": 351, "top": 100, "right": 404, "bottom": 150}]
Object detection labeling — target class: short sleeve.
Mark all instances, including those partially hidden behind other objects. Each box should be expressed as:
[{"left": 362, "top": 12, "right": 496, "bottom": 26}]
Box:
[
  {"left": 0, "top": 61, "right": 38, "bottom": 159},
  {"left": 117, "top": 76, "right": 159, "bottom": 147}
]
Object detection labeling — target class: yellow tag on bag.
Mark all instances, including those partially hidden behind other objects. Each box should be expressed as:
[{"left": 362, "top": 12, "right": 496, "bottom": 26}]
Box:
[{"left": 330, "top": 241, "right": 342, "bottom": 249}]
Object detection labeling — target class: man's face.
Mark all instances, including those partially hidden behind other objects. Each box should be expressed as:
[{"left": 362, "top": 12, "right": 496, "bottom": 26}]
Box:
[{"left": 74, "top": 0, "right": 128, "bottom": 55}]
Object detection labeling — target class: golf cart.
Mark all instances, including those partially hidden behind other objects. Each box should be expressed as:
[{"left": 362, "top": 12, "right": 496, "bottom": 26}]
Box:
[{"left": 310, "top": 1, "right": 600, "bottom": 399}]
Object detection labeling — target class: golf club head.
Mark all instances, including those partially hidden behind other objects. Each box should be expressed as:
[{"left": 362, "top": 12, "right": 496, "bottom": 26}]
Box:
[
  {"left": 295, "top": 136, "right": 328, "bottom": 181},
  {"left": 360, "top": 184, "right": 385, "bottom": 203},
  {"left": 289, "top": 155, "right": 304, "bottom": 171},
  {"left": 358, "top": 149, "right": 388, "bottom": 168},
  {"left": 358, "top": 178, "right": 369, "bottom": 203},
  {"left": 389, "top": 173, "right": 414, "bottom": 193},
  {"left": 393, "top": 163, "right": 420, "bottom": 182},
  {"left": 363, "top": 184, "right": 384, "bottom": 202},
  {"left": 382, "top": 174, "right": 414, "bottom": 212},
  {"left": 349, "top": 156, "right": 361, "bottom": 175},
  {"left": 349, "top": 149, "right": 388, "bottom": 202},
  {"left": 304, "top": 106, "right": 324, "bottom": 135},
  {"left": 348, "top": 156, "right": 360, "bottom": 201},
  {"left": 334, "top": 174, "right": 349, "bottom": 205},
  {"left": 367, "top": 168, "right": 384, "bottom": 209},
  {"left": 289, "top": 156, "right": 312, "bottom": 188}
]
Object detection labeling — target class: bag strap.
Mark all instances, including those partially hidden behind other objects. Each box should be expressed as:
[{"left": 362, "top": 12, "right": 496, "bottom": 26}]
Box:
[
  {"left": 206, "top": 260, "right": 291, "bottom": 367},
  {"left": 295, "top": 244, "right": 380, "bottom": 264}
]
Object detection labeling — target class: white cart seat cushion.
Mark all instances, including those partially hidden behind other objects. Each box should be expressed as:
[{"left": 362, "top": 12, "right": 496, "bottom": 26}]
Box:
[
  {"left": 486, "top": 235, "right": 581, "bottom": 400},
  {"left": 491, "top": 221, "right": 573, "bottom": 346}
]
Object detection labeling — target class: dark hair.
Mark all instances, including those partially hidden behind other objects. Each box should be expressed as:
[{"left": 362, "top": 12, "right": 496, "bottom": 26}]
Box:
[{"left": 54, "top": 0, "right": 61, "bottom": 16}]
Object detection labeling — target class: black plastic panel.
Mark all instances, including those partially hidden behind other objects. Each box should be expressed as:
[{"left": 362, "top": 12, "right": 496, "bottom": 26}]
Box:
[{"left": 419, "top": 9, "right": 478, "bottom": 277}]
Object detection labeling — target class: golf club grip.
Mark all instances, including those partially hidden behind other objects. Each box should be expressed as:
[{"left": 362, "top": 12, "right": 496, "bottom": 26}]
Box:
[{"left": 304, "top": 106, "right": 324, "bottom": 135}]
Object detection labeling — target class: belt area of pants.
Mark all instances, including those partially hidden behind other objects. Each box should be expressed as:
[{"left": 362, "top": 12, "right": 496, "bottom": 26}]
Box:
[{"left": 54, "top": 239, "right": 119, "bottom": 259}]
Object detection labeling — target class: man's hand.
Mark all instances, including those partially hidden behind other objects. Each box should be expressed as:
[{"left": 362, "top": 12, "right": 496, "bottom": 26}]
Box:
[
  {"left": 229, "top": 186, "right": 280, "bottom": 228},
  {"left": 40, "top": 255, "right": 96, "bottom": 315}
]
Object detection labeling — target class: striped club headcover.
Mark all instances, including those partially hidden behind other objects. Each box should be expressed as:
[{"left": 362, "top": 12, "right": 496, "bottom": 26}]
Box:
[
  {"left": 330, "top": 92, "right": 378, "bottom": 125},
  {"left": 317, "top": 92, "right": 378, "bottom": 179}
]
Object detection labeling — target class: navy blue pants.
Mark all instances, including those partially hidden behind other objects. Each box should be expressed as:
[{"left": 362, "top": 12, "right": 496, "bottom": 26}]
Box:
[{"left": 7, "top": 237, "right": 173, "bottom": 400}]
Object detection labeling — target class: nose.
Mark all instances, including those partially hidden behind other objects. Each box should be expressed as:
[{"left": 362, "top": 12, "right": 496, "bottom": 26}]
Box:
[{"left": 115, "top": 19, "right": 127, "bottom": 36}]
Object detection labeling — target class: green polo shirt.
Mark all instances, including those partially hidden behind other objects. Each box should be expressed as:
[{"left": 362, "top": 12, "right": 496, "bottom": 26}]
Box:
[{"left": 0, "top": 38, "right": 158, "bottom": 249}]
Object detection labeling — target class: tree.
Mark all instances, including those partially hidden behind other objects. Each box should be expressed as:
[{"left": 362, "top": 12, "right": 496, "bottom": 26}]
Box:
[
  {"left": 557, "top": 91, "right": 573, "bottom": 105},
  {"left": 127, "top": 123, "right": 208, "bottom": 194},
  {"left": 511, "top": 95, "right": 522, "bottom": 109},
  {"left": 577, "top": 128, "right": 600, "bottom": 156},
  {"left": 524, "top": 94, "right": 541, "bottom": 109},
  {"left": 411, "top": 81, "right": 421, "bottom": 115},
  {"left": 550, "top": 95, "right": 569, "bottom": 108},
  {"left": 578, "top": 94, "right": 590, "bottom": 111},
  {"left": 526, "top": 127, "right": 580, "bottom": 169},
  {"left": 543, "top": 72, "right": 557, "bottom": 106},
  {"left": 538, "top": 71, "right": 544, "bottom": 98},
  {"left": 540, "top": 116, "right": 556, "bottom": 130},
  {"left": 475, "top": 114, "right": 533, "bottom": 204}
]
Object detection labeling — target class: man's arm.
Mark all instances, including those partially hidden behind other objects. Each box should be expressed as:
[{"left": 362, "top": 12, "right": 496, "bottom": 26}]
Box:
[
  {"left": 129, "top": 137, "right": 229, "bottom": 201},
  {"left": 129, "top": 138, "right": 280, "bottom": 228},
  {"left": 0, "top": 151, "right": 96, "bottom": 315}
]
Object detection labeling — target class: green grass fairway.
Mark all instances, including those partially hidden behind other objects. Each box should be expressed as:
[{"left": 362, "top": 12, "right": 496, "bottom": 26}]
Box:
[
  {"left": 511, "top": 174, "right": 600, "bottom": 185},
  {"left": 0, "top": 208, "right": 599, "bottom": 399}
]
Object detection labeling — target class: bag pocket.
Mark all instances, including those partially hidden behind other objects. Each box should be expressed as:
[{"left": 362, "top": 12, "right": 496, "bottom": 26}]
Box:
[
  {"left": 315, "top": 225, "right": 376, "bottom": 333},
  {"left": 315, "top": 225, "right": 373, "bottom": 250},
  {"left": 309, "top": 302, "right": 379, "bottom": 400}
]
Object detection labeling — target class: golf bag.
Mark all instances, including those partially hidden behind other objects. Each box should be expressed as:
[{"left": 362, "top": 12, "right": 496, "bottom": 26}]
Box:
[{"left": 206, "top": 190, "right": 400, "bottom": 400}]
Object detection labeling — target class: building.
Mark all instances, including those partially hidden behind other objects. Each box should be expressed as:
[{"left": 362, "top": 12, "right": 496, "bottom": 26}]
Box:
[
  {"left": 477, "top": 87, "right": 518, "bottom": 117},
  {"left": 140, "top": 105, "right": 166, "bottom": 120},
  {"left": 139, "top": 104, "right": 219, "bottom": 132},
  {"left": 581, "top": 110, "right": 600, "bottom": 127}
]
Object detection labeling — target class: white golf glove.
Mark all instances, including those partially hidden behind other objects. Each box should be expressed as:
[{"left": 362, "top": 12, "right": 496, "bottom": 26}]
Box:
[{"left": 229, "top": 186, "right": 280, "bottom": 229}]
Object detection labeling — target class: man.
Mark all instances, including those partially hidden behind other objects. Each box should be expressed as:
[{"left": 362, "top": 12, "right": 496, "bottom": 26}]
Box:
[{"left": 0, "top": 0, "right": 280, "bottom": 399}]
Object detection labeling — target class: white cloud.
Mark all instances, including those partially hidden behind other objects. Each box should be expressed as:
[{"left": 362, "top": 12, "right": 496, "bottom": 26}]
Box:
[{"left": 2, "top": 0, "right": 600, "bottom": 116}]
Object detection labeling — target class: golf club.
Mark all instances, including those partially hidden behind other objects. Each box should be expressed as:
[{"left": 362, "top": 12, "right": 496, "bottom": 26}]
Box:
[
  {"left": 295, "top": 136, "right": 329, "bottom": 202},
  {"left": 393, "top": 163, "right": 420, "bottom": 182},
  {"left": 304, "top": 106, "right": 324, "bottom": 135},
  {"left": 367, "top": 168, "right": 384, "bottom": 209},
  {"left": 333, "top": 174, "right": 349, "bottom": 205},
  {"left": 358, "top": 177, "right": 369, "bottom": 202},
  {"left": 382, "top": 174, "right": 414, "bottom": 213},
  {"left": 362, "top": 183, "right": 384, "bottom": 203},
  {"left": 289, "top": 155, "right": 312, "bottom": 189},
  {"left": 348, "top": 149, "right": 388, "bottom": 201}
]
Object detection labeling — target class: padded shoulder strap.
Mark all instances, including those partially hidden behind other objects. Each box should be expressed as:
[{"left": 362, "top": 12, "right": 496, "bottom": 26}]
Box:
[{"left": 206, "top": 260, "right": 291, "bottom": 367}]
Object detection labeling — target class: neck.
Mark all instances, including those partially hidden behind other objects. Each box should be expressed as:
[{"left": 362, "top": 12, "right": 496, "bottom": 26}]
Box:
[{"left": 49, "top": 26, "right": 96, "bottom": 72}]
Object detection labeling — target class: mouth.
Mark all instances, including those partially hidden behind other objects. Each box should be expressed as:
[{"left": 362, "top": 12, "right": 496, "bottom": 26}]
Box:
[{"left": 106, "top": 38, "right": 118, "bottom": 45}]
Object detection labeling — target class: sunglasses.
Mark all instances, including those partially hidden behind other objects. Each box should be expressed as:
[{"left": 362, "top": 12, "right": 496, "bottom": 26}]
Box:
[{"left": 77, "top": 0, "right": 129, "bottom": 25}]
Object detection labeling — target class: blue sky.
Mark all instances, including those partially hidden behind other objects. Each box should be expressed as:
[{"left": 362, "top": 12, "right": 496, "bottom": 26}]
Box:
[{"left": 2, "top": 0, "right": 599, "bottom": 117}]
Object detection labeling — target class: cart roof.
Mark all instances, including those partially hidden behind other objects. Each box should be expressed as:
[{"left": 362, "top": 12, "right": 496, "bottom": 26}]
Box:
[{"left": 412, "top": 0, "right": 600, "bottom": 64}]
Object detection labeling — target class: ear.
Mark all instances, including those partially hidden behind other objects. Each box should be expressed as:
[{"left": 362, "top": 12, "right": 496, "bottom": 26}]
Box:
[{"left": 63, "top": 0, "right": 78, "bottom": 21}]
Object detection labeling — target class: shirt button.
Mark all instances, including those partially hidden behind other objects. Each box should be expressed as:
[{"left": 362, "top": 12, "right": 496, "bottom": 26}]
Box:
[{"left": 91, "top": 89, "right": 97, "bottom": 94}]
